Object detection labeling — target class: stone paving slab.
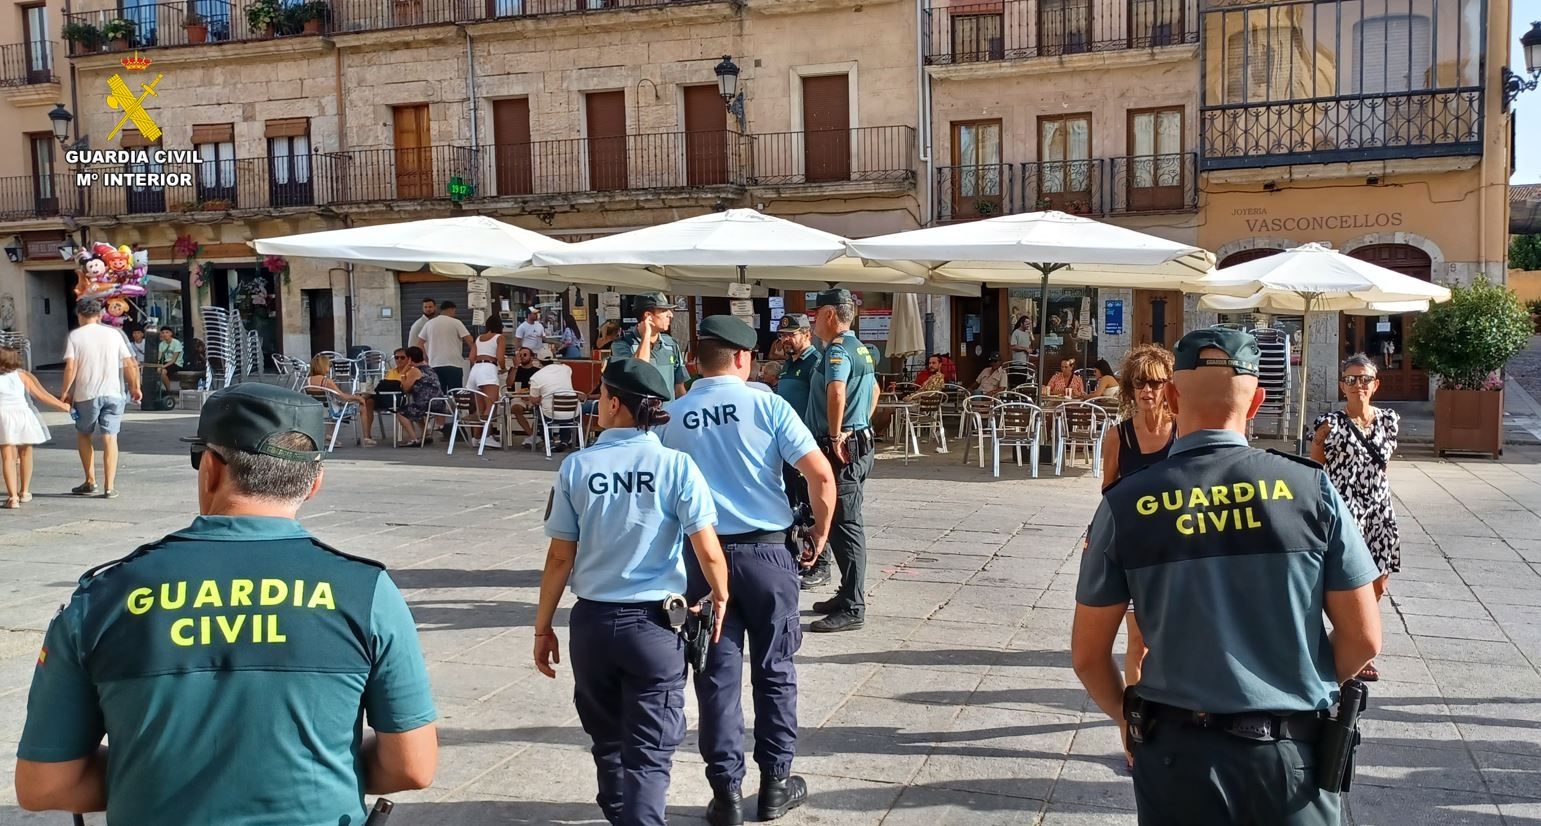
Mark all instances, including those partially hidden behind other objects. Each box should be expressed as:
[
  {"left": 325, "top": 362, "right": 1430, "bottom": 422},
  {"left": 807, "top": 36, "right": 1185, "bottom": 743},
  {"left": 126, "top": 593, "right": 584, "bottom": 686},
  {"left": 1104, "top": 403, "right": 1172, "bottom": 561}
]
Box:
[{"left": 0, "top": 405, "right": 1538, "bottom": 825}]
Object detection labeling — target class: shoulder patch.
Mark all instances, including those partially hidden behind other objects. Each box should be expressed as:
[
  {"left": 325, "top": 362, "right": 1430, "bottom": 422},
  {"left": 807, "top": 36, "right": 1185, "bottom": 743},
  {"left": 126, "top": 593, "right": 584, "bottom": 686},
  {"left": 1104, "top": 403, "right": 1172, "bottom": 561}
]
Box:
[
  {"left": 310, "top": 538, "right": 387, "bottom": 571},
  {"left": 1266, "top": 448, "right": 1324, "bottom": 470}
]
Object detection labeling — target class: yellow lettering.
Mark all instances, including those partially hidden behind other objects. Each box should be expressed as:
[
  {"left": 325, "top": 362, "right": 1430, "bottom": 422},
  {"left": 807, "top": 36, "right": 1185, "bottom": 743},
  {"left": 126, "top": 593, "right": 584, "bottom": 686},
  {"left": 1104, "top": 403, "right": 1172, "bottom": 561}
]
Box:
[
  {"left": 231, "top": 579, "right": 254, "bottom": 607},
  {"left": 1257, "top": 479, "right": 1269, "bottom": 500},
  {"left": 193, "top": 580, "right": 223, "bottom": 609},
  {"left": 1176, "top": 513, "right": 1195, "bottom": 535},
  {"left": 199, "top": 615, "right": 212, "bottom": 645},
  {"left": 254, "top": 612, "right": 264, "bottom": 643},
  {"left": 1210, "top": 486, "right": 1231, "bottom": 506},
  {"left": 1234, "top": 482, "right": 1256, "bottom": 504},
  {"left": 293, "top": 580, "right": 305, "bottom": 608},
  {"left": 260, "top": 579, "right": 287, "bottom": 606},
  {"left": 160, "top": 581, "right": 187, "bottom": 610},
  {"left": 307, "top": 582, "right": 336, "bottom": 611},
  {"left": 1272, "top": 480, "right": 1294, "bottom": 500},
  {"left": 170, "top": 618, "right": 194, "bottom": 646},
  {"left": 1208, "top": 512, "right": 1227, "bottom": 532},
  {"left": 1161, "top": 490, "right": 1183, "bottom": 511},
  {"left": 1246, "top": 507, "right": 1263, "bottom": 529},
  {"left": 1187, "top": 487, "right": 1211, "bottom": 509},
  {"left": 216, "top": 614, "right": 246, "bottom": 643},
  {"left": 267, "top": 614, "right": 286, "bottom": 643},
  {"left": 1137, "top": 495, "right": 1158, "bottom": 516},
  {"left": 127, "top": 587, "right": 154, "bottom": 615}
]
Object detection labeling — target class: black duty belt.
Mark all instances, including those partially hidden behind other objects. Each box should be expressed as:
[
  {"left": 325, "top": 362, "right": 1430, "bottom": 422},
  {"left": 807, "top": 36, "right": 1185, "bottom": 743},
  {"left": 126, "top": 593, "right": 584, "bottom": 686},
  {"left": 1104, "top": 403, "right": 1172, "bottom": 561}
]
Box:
[
  {"left": 718, "top": 529, "right": 789, "bottom": 545},
  {"left": 1149, "top": 701, "right": 1326, "bottom": 742}
]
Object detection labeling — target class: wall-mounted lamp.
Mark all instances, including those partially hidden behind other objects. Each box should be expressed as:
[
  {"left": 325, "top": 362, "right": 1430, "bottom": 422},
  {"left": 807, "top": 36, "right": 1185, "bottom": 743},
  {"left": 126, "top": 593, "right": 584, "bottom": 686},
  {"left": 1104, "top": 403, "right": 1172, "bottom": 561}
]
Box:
[
  {"left": 714, "top": 55, "right": 747, "bottom": 133},
  {"left": 1502, "top": 21, "right": 1541, "bottom": 110},
  {"left": 4, "top": 237, "right": 22, "bottom": 264}
]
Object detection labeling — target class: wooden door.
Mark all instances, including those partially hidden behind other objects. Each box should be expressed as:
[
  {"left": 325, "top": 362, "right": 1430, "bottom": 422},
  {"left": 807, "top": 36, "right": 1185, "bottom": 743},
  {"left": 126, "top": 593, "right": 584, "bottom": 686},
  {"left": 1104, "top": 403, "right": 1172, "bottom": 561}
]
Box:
[
  {"left": 393, "top": 105, "right": 433, "bottom": 200},
  {"left": 683, "top": 84, "right": 728, "bottom": 186},
  {"left": 304, "top": 289, "right": 335, "bottom": 356},
  {"left": 28, "top": 134, "right": 57, "bottom": 216},
  {"left": 1340, "top": 244, "right": 1432, "bottom": 401},
  {"left": 585, "top": 91, "right": 628, "bottom": 192},
  {"left": 493, "top": 98, "right": 533, "bottom": 196},
  {"left": 1132, "top": 289, "right": 1183, "bottom": 347},
  {"left": 1038, "top": 113, "right": 1093, "bottom": 212},
  {"left": 22, "top": 5, "right": 49, "bottom": 83},
  {"left": 950, "top": 120, "right": 1003, "bottom": 220},
  {"left": 1127, "top": 108, "right": 1184, "bottom": 211},
  {"left": 802, "top": 74, "right": 850, "bottom": 183}
]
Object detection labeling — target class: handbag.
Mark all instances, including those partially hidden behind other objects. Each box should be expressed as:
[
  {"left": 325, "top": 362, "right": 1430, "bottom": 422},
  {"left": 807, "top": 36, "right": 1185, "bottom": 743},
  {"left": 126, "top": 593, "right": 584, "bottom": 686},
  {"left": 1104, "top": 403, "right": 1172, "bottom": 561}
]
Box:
[{"left": 1335, "top": 411, "right": 1387, "bottom": 470}]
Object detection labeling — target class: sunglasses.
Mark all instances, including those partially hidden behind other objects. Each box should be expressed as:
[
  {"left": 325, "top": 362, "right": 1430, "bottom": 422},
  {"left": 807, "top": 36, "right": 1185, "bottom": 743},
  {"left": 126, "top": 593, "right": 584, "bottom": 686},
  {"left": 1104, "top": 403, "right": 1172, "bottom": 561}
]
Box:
[
  {"left": 1134, "top": 379, "right": 1168, "bottom": 390},
  {"left": 189, "top": 443, "right": 217, "bottom": 470},
  {"left": 1340, "top": 375, "right": 1377, "bottom": 386}
]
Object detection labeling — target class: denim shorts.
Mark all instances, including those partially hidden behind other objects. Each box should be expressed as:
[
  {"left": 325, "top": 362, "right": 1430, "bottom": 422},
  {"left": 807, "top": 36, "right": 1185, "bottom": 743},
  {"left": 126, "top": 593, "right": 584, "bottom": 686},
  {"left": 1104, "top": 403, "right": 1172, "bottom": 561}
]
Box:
[{"left": 73, "top": 395, "right": 128, "bottom": 436}]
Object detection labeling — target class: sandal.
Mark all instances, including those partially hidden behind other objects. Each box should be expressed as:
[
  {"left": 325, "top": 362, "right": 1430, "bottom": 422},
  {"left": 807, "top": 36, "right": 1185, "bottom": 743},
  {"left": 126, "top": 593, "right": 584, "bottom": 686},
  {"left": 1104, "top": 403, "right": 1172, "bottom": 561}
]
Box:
[
  {"left": 18, "top": 492, "right": 31, "bottom": 503},
  {"left": 398, "top": 440, "right": 421, "bottom": 448},
  {"left": 2, "top": 498, "right": 17, "bottom": 509},
  {"left": 1356, "top": 661, "right": 1380, "bottom": 682}
]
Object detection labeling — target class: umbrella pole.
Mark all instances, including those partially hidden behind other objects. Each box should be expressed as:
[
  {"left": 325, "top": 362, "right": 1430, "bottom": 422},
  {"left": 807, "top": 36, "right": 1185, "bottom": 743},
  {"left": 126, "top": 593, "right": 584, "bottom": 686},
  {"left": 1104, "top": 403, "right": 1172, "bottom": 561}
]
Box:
[
  {"left": 1295, "top": 296, "right": 1314, "bottom": 455},
  {"left": 1036, "top": 267, "right": 1050, "bottom": 389}
]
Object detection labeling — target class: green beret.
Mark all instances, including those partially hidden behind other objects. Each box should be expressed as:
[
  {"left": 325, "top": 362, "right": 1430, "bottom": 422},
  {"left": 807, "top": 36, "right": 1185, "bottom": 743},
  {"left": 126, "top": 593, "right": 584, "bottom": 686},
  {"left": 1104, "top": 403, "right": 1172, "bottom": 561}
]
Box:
[
  {"left": 603, "top": 357, "right": 672, "bottom": 399},
  {"left": 697, "top": 315, "right": 758, "bottom": 350}
]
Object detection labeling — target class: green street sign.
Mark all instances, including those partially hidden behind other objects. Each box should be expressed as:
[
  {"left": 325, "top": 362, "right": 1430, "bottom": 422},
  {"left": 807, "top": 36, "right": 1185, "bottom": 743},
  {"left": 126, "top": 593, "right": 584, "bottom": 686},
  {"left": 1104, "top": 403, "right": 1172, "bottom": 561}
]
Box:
[{"left": 448, "top": 176, "right": 475, "bottom": 202}]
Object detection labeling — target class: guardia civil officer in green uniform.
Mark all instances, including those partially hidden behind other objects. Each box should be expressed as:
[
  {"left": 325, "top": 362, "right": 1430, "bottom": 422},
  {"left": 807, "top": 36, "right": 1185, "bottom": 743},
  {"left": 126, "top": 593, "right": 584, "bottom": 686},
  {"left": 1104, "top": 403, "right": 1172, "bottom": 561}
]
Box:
[
  {"left": 610, "top": 291, "right": 690, "bottom": 400},
  {"left": 774, "top": 313, "right": 829, "bottom": 589},
  {"left": 806, "top": 289, "right": 879, "bottom": 633},
  {"left": 16, "top": 383, "right": 438, "bottom": 825},
  {"left": 1072, "top": 328, "right": 1384, "bottom": 826}
]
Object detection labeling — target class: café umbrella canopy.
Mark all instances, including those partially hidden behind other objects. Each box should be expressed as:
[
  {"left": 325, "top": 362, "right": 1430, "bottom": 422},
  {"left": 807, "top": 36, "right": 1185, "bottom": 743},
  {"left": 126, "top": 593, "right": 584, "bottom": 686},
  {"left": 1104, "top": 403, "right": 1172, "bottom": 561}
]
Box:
[
  {"left": 846, "top": 211, "right": 1214, "bottom": 381},
  {"left": 886, "top": 293, "right": 926, "bottom": 359},
  {"left": 1192, "top": 242, "right": 1452, "bottom": 450}
]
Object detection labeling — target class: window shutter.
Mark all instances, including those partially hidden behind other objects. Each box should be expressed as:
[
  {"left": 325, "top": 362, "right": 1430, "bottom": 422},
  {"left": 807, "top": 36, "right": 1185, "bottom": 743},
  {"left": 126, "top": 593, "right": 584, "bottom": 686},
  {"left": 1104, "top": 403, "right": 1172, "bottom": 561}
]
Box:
[
  {"left": 265, "top": 118, "right": 310, "bottom": 139},
  {"left": 120, "top": 129, "right": 155, "bottom": 148},
  {"left": 191, "top": 123, "right": 234, "bottom": 144}
]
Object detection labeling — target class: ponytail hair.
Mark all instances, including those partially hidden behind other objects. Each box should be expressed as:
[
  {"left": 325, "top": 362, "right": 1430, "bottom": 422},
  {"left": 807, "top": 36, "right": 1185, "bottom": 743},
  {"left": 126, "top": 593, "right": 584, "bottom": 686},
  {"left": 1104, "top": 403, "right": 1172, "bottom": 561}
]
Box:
[{"left": 606, "top": 385, "right": 672, "bottom": 432}]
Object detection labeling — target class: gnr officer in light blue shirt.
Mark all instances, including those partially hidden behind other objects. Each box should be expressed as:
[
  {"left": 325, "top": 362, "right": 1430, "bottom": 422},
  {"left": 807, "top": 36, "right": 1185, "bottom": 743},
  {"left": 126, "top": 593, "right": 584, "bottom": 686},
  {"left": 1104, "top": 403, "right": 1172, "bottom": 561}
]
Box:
[
  {"left": 660, "top": 316, "right": 836, "bottom": 826},
  {"left": 535, "top": 358, "right": 731, "bottom": 826}
]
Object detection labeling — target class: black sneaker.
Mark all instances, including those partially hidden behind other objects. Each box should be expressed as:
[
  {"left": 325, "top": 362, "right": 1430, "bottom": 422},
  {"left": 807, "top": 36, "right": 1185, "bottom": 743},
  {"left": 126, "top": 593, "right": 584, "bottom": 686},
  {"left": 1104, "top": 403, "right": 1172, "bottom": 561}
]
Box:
[
  {"left": 811, "top": 598, "right": 847, "bottom": 614},
  {"left": 799, "top": 566, "right": 831, "bottom": 590},
  {"left": 758, "top": 773, "right": 808, "bottom": 821},
  {"left": 810, "top": 612, "right": 863, "bottom": 633}
]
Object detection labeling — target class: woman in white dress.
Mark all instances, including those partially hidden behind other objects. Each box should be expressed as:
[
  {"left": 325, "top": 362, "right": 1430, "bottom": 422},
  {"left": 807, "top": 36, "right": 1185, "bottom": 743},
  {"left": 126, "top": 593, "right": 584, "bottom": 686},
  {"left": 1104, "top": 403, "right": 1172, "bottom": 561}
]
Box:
[
  {"left": 0, "top": 347, "right": 70, "bottom": 509},
  {"left": 466, "top": 314, "right": 506, "bottom": 422}
]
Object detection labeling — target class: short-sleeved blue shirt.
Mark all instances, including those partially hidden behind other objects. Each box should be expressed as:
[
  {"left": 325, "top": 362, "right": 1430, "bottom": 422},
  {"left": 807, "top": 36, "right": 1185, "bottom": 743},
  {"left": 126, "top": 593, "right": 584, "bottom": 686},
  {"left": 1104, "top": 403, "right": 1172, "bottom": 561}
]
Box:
[
  {"left": 17, "top": 516, "right": 436, "bottom": 826},
  {"left": 659, "top": 375, "right": 820, "bottom": 535},
  {"left": 807, "top": 331, "right": 878, "bottom": 435},
  {"left": 778, "top": 345, "right": 821, "bottom": 429},
  {"left": 1077, "top": 430, "right": 1379, "bottom": 713},
  {"left": 546, "top": 427, "right": 717, "bottom": 602},
  {"left": 609, "top": 331, "right": 689, "bottom": 399}
]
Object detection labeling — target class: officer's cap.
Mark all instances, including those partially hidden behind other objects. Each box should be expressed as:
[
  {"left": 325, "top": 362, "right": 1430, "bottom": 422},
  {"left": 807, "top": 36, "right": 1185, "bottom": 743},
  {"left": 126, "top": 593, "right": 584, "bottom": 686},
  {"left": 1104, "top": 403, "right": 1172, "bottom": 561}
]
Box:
[
  {"left": 697, "top": 315, "right": 758, "bottom": 351},
  {"left": 1173, "top": 328, "right": 1261, "bottom": 376},
  {"left": 635, "top": 292, "right": 673, "bottom": 311},
  {"left": 603, "top": 357, "right": 672, "bottom": 400},
  {"left": 777, "top": 313, "right": 811, "bottom": 332},
  {"left": 184, "top": 383, "right": 326, "bottom": 463},
  {"left": 815, "top": 288, "right": 855, "bottom": 308}
]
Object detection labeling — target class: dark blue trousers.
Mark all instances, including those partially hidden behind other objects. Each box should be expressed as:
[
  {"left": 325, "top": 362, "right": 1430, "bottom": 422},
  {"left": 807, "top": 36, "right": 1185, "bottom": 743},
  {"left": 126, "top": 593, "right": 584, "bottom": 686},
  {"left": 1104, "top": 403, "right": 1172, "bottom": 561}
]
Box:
[
  {"left": 686, "top": 541, "right": 804, "bottom": 793},
  {"left": 570, "top": 599, "right": 688, "bottom": 826}
]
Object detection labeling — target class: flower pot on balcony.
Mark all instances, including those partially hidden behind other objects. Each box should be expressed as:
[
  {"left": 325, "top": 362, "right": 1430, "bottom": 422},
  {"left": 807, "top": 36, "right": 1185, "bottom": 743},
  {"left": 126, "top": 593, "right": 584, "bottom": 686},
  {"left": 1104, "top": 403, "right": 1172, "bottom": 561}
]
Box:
[
  {"left": 108, "top": 37, "right": 129, "bottom": 51},
  {"left": 303, "top": 17, "right": 323, "bottom": 33},
  {"left": 1433, "top": 387, "right": 1503, "bottom": 458},
  {"left": 186, "top": 22, "right": 208, "bottom": 42}
]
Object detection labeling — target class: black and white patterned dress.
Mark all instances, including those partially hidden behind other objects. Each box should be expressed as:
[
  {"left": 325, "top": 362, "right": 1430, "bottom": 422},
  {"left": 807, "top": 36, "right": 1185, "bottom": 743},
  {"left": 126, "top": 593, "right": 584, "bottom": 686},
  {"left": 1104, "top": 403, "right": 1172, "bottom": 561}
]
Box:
[{"left": 1313, "top": 408, "right": 1401, "bottom": 575}]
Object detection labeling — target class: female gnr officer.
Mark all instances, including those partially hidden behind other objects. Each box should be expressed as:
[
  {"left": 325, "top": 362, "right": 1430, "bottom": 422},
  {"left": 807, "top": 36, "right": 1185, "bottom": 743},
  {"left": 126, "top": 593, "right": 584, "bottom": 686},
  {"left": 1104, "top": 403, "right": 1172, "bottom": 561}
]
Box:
[{"left": 534, "top": 358, "right": 731, "bottom": 826}]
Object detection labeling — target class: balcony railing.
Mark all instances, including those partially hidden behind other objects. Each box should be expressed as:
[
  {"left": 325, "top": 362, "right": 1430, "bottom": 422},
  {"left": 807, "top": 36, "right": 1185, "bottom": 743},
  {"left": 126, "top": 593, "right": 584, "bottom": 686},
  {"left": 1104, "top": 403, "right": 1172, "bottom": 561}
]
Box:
[
  {"left": 0, "top": 174, "right": 71, "bottom": 220},
  {"left": 923, "top": 0, "right": 1197, "bottom": 66},
  {"left": 1199, "top": 90, "right": 1484, "bottom": 170},
  {"left": 471, "top": 131, "right": 745, "bottom": 198},
  {"left": 0, "top": 42, "right": 55, "bottom": 86},
  {"left": 935, "top": 155, "right": 1196, "bottom": 221},
  {"left": 63, "top": 0, "right": 720, "bottom": 52},
  {"left": 747, "top": 126, "right": 915, "bottom": 187}
]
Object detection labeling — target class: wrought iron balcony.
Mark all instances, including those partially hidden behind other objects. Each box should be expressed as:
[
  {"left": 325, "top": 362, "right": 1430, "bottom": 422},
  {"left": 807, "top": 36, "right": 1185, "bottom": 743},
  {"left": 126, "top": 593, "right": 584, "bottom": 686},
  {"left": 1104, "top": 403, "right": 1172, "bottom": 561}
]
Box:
[
  {"left": 923, "top": 0, "right": 1197, "bottom": 66},
  {"left": 1199, "top": 91, "right": 1484, "bottom": 169},
  {"left": 472, "top": 130, "right": 745, "bottom": 199},
  {"left": 1107, "top": 152, "right": 1195, "bottom": 212},
  {"left": 0, "top": 174, "right": 73, "bottom": 220},
  {"left": 746, "top": 126, "right": 915, "bottom": 187},
  {"left": 1021, "top": 158, "right": 1105, "bottom": 215},
  {"left": 0, "top": 42, "right": 55, "bottom": 86},
  {"left": 935, "top": 154, "right": 1196, "bottom": 221},
  {"left": 935, "top": 164, "right": 1017, "bottom": 221}
]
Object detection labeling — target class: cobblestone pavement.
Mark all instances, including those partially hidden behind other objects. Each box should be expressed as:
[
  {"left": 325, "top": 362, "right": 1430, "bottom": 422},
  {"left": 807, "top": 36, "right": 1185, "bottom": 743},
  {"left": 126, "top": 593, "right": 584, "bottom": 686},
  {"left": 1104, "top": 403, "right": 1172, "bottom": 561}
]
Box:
[
  {"left": 0, "top": 406, "right": 1539, "bottom": 825},
  {"left": 1510, "top": 336, "right": 1541, "bottom": 407}
]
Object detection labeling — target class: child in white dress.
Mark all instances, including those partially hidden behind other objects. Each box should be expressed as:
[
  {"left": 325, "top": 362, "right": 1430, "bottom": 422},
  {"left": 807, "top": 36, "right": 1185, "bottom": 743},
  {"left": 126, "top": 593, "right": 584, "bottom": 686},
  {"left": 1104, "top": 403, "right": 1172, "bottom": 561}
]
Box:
[{"left": 0, "top": 347, "right": 70, "bottom": 508}]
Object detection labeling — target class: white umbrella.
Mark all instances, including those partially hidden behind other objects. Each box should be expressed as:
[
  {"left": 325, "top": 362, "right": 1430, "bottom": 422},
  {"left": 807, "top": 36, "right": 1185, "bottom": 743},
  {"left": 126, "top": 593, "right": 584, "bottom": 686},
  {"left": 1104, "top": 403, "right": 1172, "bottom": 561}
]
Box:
[
  {"left": 255, "top": 216, "right": 563, "bottom": 272},
  {"left": 847, "top": 210, "right": 1214, "bottom": 381},
  {"left": 887, "top": 293, "right": 926, "bottom": 359},
  {"left": 1191, "top": 242, "right": 1453, "bottom": 449}
]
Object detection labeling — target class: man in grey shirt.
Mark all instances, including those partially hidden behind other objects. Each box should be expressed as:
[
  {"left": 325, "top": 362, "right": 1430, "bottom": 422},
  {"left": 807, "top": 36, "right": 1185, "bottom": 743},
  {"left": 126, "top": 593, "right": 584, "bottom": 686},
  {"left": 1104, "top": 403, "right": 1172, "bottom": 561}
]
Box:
[{"left": 415, "top": 300, "right": 472, "bottom": 392}]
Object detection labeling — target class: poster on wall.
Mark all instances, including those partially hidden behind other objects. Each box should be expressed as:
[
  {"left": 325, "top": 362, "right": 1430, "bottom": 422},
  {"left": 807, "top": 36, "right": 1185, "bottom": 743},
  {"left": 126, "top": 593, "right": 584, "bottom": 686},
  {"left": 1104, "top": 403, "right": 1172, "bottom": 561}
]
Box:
[
  {"left": 1104, "top": 299, "right": 1124, "bottom": 335},
  {"left": 859, "top": 309, "right": 891, "bottom": 340}
]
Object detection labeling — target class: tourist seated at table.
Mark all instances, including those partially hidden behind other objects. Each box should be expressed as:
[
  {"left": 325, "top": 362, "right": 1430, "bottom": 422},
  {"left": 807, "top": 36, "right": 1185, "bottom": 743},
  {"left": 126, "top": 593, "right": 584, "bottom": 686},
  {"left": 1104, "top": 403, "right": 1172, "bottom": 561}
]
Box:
[
  {"left": 871, "top": 354, "right": 949, "bottom": 447},
  {"left": 305, "top": 354, "right": 377, "bottom": 447},
  {"left": 394, "top": 346, "right": 442, "bottom": 448},
  {"left": 973, "top": 352, "right": 1010, "bottom": 395},
  {"left": 506, "top": 347, "right": 541, "bottom": 389},
  {"left": 1044, "top": 356, "right": 1086, "bottom": 399},
  {"left": 1091, "top": 358, "right": 1119, "bottom": 397},
  {"left": 511, "top": 359, "right": 578, "bottom": 451}
]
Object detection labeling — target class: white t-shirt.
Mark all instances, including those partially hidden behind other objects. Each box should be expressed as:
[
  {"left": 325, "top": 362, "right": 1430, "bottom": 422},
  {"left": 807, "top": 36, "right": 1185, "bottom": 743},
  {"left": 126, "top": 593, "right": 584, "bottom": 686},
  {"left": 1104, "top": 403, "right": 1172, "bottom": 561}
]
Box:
[
  {"left": 407, "top": 313, "right": 434, "bottom": 349},
  {"left": 1010, "top": 329, "right": 1034, "bottom": 364},
  {"left": 515, "top": 320, "right": 547, "bottom": 351},
  {"left": 418, "top": 315, "right": 470, "bottom": 369},
  {"left": 65, "top": 322, "right": 134, "bottom": 402},
  {"left": 528, "top": 363, "right": 577, "bottom": 419}
]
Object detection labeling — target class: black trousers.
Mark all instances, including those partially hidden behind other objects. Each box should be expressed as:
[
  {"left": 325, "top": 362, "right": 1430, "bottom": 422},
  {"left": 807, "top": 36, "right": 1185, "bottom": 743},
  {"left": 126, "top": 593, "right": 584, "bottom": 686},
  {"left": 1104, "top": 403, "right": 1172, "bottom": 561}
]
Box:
[
  {"left": 1132, "top": 722, "right": 1341, "bottom": 826},
  {"left": 432, "top": 365, "right": 464, "bottom": 393},
  {"left": 824, "top": 432, "right": 873, "bottom": 618}
]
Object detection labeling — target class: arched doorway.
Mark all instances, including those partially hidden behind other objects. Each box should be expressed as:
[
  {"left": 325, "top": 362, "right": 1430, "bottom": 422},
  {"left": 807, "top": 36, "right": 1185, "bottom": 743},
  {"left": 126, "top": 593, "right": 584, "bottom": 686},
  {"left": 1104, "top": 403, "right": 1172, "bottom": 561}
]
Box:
[{"left": 1340, "top": 244, "right": 1432, "bottom": 401}]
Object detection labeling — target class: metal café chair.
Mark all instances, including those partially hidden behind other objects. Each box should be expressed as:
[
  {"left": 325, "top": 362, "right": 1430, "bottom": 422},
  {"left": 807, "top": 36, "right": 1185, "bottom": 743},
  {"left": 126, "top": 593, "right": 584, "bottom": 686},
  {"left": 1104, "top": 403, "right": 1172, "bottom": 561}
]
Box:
[
  {"left": 991, "top": 401, "right": 1044, "bottom": 479},
  {"left": 960, "top": 394, "right": 1000, "bottom": 468},
  {"left": 329, "top": 357, "right": 362, "bottom": 394},
  {"left": 1054, "top": 401, "right": 1112, "bottom": 477},
  {"left": 942, "top": 382, "right": 969, "bottom": 437},
  {"left": 359, "top": 349, "right": 389, "bottom": 384},
  {"left": 302, "top": 386, "right": 362, "bottom": 452},
  {"left": 425, "top": 389, "right": 498, "bottom": 456},
  {"left": 900, "top": 390, "right": 949, "bottom": 462},
  {"left": 540, "top": 391, "right": 588, "bottom": 460}
]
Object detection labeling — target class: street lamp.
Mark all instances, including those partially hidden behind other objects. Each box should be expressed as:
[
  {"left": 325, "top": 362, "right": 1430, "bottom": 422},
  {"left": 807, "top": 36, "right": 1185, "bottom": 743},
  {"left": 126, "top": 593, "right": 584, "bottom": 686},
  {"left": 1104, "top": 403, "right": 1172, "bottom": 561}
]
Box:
[
  {"left": 48, "top": 102, "right": 72, "bottom": 145},
  {"left": 1503, "top": 21, "right": 1541, "bottom": 110},
  {"left": 714, "top": 55, "right": 747, "bottom": 133}
]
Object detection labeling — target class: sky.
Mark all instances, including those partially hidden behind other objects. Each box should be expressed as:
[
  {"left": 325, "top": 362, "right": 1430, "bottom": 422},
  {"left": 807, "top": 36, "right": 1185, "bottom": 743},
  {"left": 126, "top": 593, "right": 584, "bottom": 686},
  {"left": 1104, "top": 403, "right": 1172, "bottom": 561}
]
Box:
[{"left": 1514, "top": 0, "right": 1541, "bottom": 183}]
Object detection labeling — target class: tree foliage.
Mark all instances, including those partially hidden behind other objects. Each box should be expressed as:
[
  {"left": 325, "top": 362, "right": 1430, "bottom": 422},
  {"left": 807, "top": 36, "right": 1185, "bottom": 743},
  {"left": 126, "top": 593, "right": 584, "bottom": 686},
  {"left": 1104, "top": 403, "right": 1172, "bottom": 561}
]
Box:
[
  {"left": 1512, "top": 235, "right": 1541, "bottom": 272},
  {"left": 1407, "top": 277, "right": 1533, "bottom": 390}
]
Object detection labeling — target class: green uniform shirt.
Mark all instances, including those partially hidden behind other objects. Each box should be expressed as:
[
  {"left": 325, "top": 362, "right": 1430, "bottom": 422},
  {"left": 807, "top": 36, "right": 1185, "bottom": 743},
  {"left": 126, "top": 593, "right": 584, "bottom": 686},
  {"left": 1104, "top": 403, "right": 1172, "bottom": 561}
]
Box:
[
  {"left": 1077, "top": 430, "right": 1379, "bottom": 714},
  {"left": 808, "top": 331, "right": 877, "bottom": 436},
  {"left": 610, "top": 330, "right": 689, "bottom": 399},
  {"left": 18, "top": 516, "right": 436, "bottom": 826},
  {"left": 777, "top": 345, "right": 821, "bottom": 429}
]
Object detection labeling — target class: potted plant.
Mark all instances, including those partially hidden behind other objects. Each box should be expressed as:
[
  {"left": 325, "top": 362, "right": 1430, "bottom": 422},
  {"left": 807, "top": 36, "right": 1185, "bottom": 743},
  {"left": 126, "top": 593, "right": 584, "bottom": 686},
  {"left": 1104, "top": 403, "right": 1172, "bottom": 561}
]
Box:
[
  {"left": 101, "top": 18, "right": 136, "bottom": 51},
  {"left": 62, "top": 20, "right": 104, "bottom": 53},
  {"left": 297, "top": 0, "right": 329, "bottom": 33},
  {"left": 246, "top": 0, "right": 282, "bottom": 37},
  {"left": 1407, "top": 276, "right": 1534, "bottom": 458},
  {"left": 200, "top": 198, "right": 230, "bottom": 211},
  {"left": 184, "top": 5, "right": 208, "bottom": 42},
  {"left": 973, "top": 198, "right": 999, "bottom": 217}
]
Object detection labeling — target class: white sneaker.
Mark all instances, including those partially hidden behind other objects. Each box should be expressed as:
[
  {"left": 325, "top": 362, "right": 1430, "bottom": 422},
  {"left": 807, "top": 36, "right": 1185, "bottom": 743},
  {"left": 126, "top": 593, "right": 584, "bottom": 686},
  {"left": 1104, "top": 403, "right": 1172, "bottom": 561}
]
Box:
[
  {"left": 935, "top": 444, "right": 950, "bottom": 454},
  {"left": 484, "top": 436, "right": 501, "bottom": 448},
  {"left": 522, "top": 436, "right": 537, "bottom": 449}
]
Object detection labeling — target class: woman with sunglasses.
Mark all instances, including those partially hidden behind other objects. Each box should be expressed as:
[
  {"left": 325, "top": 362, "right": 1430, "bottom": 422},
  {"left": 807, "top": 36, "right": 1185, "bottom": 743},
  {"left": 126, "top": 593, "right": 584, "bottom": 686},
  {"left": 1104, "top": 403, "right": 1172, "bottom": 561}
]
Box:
[
  {"left": 392, "top": 347, "right": 442, "bottom": 447},
  {"left": 1311, "top": 353, "right": 1399, "bottom": 682}
]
